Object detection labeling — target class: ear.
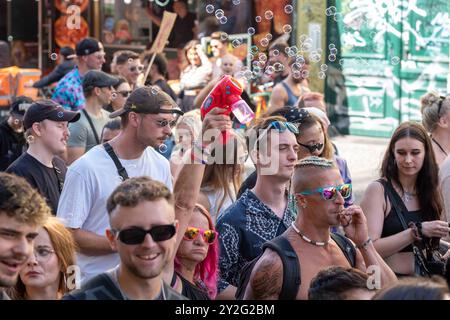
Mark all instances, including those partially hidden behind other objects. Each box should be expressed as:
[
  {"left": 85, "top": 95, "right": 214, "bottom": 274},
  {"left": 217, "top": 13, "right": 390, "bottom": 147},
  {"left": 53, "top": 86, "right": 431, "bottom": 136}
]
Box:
[
  {"left": 31, "top": 122, "right": 42, "bottom": 137},
  {"left": 105, "top": 229, "right": 118, "bottom": 251},
  {"left": 93, "top": 87, "right": 102, "bottom": 97},
  {"left": 128, "top": 112, "right": 140, "bottom": 128},
  {"left": 249, "top": 148, "right": 259, "bottom": 165},
  {"left": 438, "top": 116, "right": 449, "bottom": 129},
  {"left": 295, "top": 194, "right": 308, "bottom": 209}
]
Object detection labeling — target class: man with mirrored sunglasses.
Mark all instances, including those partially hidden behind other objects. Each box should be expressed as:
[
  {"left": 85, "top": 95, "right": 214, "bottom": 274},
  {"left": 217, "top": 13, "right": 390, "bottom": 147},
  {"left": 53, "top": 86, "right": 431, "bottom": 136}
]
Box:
[
  {"left": 244, "top": 156, "right": 397, "bottom": 300},
  {"left": 63, "top": 177, "right": 187, "bottom": 300},
  {"left": 115, "top": 50, "right": 143, "bottom": 90}
]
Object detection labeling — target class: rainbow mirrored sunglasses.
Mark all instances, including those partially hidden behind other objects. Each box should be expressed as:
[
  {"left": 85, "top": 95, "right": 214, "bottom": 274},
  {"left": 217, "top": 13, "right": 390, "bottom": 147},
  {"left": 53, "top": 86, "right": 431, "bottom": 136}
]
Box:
[{"left": 296, "top": 183, "right": 352, "bottom": 201}]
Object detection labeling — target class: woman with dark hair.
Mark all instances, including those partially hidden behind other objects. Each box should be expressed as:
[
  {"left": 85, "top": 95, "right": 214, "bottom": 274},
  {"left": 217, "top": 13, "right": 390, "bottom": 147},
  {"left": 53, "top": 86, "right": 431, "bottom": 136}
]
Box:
[
  {"left": 104, "top": 76, "right": 131, "bottom": 113},
  {"left": 178, "top": 40, "right": 212, "bottom": 112},
  {"left": 373, "top": 276, "right": 449, "bottom": 300},
  {"left": 173, "top": 204, "right": 219, "bottom": 300},
  {"left": 361, "top": 121, "right": 450, "bottom": 277}
]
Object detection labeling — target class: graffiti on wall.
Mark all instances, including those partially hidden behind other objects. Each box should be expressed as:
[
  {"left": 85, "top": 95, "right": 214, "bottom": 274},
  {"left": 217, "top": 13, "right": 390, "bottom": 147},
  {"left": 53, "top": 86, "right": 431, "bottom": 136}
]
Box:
[{"left": 326, "top": 0, "right": 449, "bottom": 137}]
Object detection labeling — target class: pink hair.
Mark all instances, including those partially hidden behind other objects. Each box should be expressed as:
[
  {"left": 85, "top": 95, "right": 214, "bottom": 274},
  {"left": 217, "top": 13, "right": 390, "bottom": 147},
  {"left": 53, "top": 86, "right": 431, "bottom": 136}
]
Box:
[{"left": 175, "top": 204, "right": 219, "bottom": 299}]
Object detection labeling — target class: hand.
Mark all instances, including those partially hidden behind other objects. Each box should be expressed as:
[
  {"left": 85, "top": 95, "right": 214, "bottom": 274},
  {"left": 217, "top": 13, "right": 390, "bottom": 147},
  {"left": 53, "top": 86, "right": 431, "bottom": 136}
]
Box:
[
  {"left": 201, "top": 107, "right": 232, "bottom": 145},
  {"left": 443, "top": 249, "right": 450, "bottom": 261},
  {"left": 421, "top": 220, "right": 450, "bottom": 238},
  {"left": 196, "top": 44, "right": 206, "bottom": 56},
  {"left": 340, "top": 205, "right": 370, "bottom": 246}
]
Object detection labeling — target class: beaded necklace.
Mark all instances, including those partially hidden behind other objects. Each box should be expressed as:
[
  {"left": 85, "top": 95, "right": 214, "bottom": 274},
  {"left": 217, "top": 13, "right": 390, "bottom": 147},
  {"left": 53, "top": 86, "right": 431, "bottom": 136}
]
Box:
[{"left": 291, "top": 222, "right": 330, "bottom": 247}]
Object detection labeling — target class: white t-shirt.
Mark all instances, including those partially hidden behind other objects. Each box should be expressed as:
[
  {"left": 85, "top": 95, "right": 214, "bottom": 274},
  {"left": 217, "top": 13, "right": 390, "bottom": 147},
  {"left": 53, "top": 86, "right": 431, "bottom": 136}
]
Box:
[{"left": 57, "top": 145, "right": 173, "bottom": 282}]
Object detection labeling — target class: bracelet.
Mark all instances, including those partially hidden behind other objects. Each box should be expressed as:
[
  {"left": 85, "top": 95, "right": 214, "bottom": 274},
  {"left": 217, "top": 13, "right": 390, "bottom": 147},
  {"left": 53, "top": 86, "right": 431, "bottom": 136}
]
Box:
[
  {"left": 408, "top": 222, "right": 421, "bottom": 241},
  {"left": 356, "top": 237, "right": 372, "bottom": 250},
  {"left": 415, "top": 222, "right": 423, "bottom": 238}
]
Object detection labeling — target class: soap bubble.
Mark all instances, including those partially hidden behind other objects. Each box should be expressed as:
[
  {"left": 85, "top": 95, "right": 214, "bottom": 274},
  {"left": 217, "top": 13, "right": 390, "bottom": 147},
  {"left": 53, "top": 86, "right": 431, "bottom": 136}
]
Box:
[
  {"left": 215, "top": 9, "right": 224, "bottom": 19},
  {"left": 325, "top": 6, "right": 337, "bottom": 16},
  {"left": 255, "top": 16, "right": 262, "bottom": 23},
  {"left": 206, "top": 4, "right": 214, "bottom": 14},
  {"left": 329, "top": 43, "right": 336, "bottom": 49},
  {"left": 264, "top": 10, "right": 274, "bottom": 20},
  {"left": 291, "top": 62, "right": 301, "bottom": 72},
  {"left": 320, "top": 64, "right": 328, "bottom": 71},
  {"left": 273, "top": 62, "right": 284, "bottom": 72},
  {"left": 299, "top": 34, "right": 309, "bottom": 43},
  {"left": 232, "top": 38, "right": 242, "bottom": 48},
  {"left": 220, "top": 32, "right": 229, "bottom": 41},
  {"left": 264, "top": 66, "right": 275, "bottom": 75},
  {"left": 158, "top": 144, "right": 168, "bottom": 153},
  {"left": 219, "top": 16, "right": 228, "bottom": 24},
  {"left": 283, "top": 24, "right": 292, "bottom": 34},
  {"left": 7, "top": 35, "right": 13, "bottom": 42},
  {"left": 318, "top": 71, "right": 326, "bottom": 79},
  {"left": 232, "top": 0, "right": 240, "bottom": 4},
  {"left": 330, "top": 48, "right": 338, "bottom": 55},
  {"left": 247, "top": 27, "right": 255, "bottom": 35},
  {"left": 334, "top": 13, "right": 343, "bottom": 22},
  {"left": 328, "top": 54, "right": 337, "bottom": 62},
  {"left": 151, "top": 86, "right": 159, "bottom": 95},
  {"left": 301, "top": 70, "right": 310, "bottom": 78},
  {"left": 258, "top": 53, "right": 267, "bottom": 61},
  {"left": 111, "top": 92, "right": 118, "bottom": 100},
  {"left": 260, "top": 38, "right": 269, "bottom": 47},
  {"left": 272, "top": 49, "right": 279, "bottom": 56},
  {"left": 339, "top": 59, "right": 345, "bottom": 66},
  {"left": 284, "top": 4, "right": 294, "bottom": 14},
  {"left": 293, "top": 71, "right": 301, "bottom": 79},
  {"left": 391, "top": 56, "right": 400, "bottom": 65},
  {"left": 50, "top": 53, "right": 58, "bottom": 61},
  {"left": 266, "top": 33, "right": 273, "bottom": 41},
  {"left": 247, "top": 53, "right": 254, "bottom": 61}
]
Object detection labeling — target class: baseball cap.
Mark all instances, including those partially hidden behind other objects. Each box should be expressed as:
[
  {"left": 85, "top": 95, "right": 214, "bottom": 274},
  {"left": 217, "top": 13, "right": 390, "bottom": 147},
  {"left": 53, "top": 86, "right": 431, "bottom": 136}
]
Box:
[
  {"left": 76, "top": 37, "right": 102, "bottom": 57},
  {"left": 82, "top": 70, "right": 120, "bottom": 92},
  {"left": 23, "top": 100, "right": 80, "bottom": 130},
  {"left": 60, "top": 46, "right": 76, "bottom": 60},
  {"left": 109, "top": 86, "right": 184, "bottom": 118},
  {"left": 10, "top": 96, "right": 33, "bottom": 120}
]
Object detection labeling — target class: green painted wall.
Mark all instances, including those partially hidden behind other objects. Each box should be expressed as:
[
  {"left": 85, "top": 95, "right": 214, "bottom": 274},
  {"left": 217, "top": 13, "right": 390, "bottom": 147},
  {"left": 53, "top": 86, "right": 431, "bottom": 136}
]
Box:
[{"left": 323, "top": 0, "right": 449, "bottom": 137}]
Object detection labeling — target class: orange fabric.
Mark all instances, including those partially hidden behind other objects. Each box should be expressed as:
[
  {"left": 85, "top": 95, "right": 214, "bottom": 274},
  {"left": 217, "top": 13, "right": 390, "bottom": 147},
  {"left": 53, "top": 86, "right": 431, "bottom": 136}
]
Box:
[{"left": 0, "top": 67, "right": 41, "bottom": 107}]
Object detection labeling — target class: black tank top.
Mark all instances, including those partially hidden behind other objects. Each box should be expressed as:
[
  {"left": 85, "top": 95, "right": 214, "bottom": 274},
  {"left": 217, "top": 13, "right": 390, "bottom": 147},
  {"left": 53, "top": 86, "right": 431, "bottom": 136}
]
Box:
[
  {"left": 378, "top": 179, "right": 423, "bottom": 253},
  {"left": 173, "top": 272, "right": 210, "bottom": 300}
]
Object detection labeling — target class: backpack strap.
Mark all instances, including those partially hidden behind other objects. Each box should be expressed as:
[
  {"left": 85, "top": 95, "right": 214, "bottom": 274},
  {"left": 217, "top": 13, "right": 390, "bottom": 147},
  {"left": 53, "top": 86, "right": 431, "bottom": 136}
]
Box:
[
  {"left": 103, "top": 142, "right": 129, "bottom": 181},
  {"left": 82, "top": 109, "right": 101, "bottom": 145},
  {"left": 262, "top": 235, "right": 301, "bottom": 300},
  {"left": 330, "top": 232, "right": 356, "bottom": 267},
  {"left": 52, "top": 159, "right": 64, "bottom": 193}
]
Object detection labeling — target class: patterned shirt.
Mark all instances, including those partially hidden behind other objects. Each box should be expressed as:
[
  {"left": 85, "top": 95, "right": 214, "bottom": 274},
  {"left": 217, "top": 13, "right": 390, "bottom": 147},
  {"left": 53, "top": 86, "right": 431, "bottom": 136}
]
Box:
[
  {"left": 216, "top": 189, "right": 296, "bottom": 293},
  {"left": 52, "top": 67, "right": 85, "bottom": 111}
]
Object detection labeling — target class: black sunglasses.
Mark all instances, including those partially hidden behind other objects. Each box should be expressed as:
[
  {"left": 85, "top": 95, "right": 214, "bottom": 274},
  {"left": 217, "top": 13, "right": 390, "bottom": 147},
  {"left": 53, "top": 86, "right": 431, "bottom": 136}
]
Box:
[
  {"left": 113, "top": 225, "right": 176, "bottom": 245},
  {"left": 299, "top": 142, "right": 324, "bottom": 153},
  {"left": 117, "top": 90, "right": 131, "bottom": 98}
]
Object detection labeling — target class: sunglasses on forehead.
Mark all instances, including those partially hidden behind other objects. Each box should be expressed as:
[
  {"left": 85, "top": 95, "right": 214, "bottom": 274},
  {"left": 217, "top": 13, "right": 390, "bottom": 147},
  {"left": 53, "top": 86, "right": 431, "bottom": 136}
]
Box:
[
  {"left": 112, "top": 224, "right": 176, "bottom": 245},
  {"left": 254, "top": 121, "right": 299, "bottom": 149},
  {"left": 296, "top": 183, "right": 352, "bottom": 201},
  {"left": 437, "top": 95, "right": 449, "bottom": 117},
  {"left": 184, "top": 227, "right": 217, "bottom": 244},
  {"left": 299, "top": 142, "right": 324, "bottom": 153}
]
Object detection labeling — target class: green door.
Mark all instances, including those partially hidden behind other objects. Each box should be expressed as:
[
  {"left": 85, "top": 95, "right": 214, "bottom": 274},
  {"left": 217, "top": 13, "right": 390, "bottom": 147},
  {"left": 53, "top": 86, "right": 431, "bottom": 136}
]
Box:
[{"left": 326, "top": 0, "right": 449, "bottom": 137}]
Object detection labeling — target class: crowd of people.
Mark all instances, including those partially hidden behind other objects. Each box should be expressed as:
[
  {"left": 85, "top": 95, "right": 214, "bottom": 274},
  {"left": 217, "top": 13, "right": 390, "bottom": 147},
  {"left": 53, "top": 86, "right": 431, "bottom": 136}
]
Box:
[{"left": 1, "top": 31, "right": 450, "bottom": 302}]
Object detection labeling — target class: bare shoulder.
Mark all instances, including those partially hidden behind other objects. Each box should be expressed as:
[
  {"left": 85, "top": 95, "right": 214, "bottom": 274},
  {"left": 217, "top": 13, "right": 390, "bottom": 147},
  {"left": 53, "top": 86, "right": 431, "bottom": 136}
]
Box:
[{"left": 245, "top": 249, "right": 283, "bottom": 300}]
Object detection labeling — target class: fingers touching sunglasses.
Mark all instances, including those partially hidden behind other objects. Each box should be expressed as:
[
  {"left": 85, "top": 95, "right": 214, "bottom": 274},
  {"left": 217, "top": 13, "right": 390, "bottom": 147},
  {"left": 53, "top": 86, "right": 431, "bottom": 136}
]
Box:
[
  {"left": 184, "top": 227, "right": 217, "bottom": 244},
  {"left": 113, "top": 224, "right": 176, "bottom": 245}
]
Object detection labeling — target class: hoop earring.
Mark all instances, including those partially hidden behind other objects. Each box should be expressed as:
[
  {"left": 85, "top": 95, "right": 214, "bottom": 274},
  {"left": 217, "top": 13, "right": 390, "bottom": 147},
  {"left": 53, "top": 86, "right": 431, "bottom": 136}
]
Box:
[{"left": 26, "top": 135, "right": 35, "bottom": 144}]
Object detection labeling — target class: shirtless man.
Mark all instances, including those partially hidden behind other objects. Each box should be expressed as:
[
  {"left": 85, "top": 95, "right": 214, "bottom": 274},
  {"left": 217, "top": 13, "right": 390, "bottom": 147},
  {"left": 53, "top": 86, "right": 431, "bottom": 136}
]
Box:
[{"left": 244, "top": 156, "right": 397, "bottom": 300}]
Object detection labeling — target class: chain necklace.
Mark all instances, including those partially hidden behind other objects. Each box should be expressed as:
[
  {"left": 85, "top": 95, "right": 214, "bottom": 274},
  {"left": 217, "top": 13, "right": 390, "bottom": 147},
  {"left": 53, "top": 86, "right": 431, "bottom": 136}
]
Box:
[
  {"left": 291, "top": 222, "right": 330, "bottom": 247},
  {"left": 402, "top": 190, "right": 417, "bottom": 202}
]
